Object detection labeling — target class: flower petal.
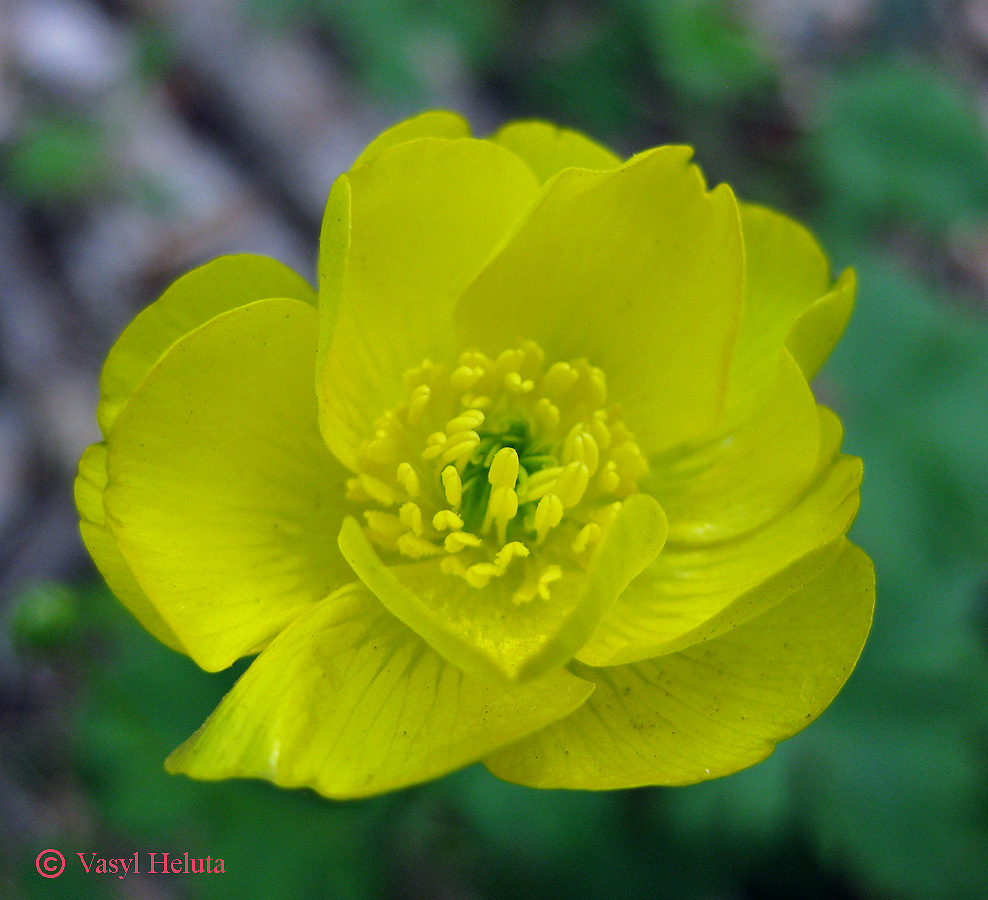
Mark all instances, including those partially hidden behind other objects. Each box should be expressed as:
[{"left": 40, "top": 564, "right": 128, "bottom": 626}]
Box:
[
  {"left": 455, "top": 146, "right": 744, "bottom": 455},
  {"left": 786, "top": 268, "right": 856, "bottom": 381},
  {"left": 350, "top": 110, "right": 471, "bottom": 169},
  {"left": 484, "top": 541, "right": 874, "bottom": 789},
  {"left": 646, "top": 350, "right": 821, "bottom": 544},
  {"left": 75, "top": 443, "right": 184, "bottom": 652},
  {"left": 577, "top": 407, "right": 861, "bottom": 666},
  {"left": 97, "top": 254, "right": 315, "bottom": 434},
  {"left": 104, "top": 298, "right": 352, "bottom": 671},
  {"left": 317, "top": 138, "right": 540, "bottom": 469},
  {"left": 165, "top": 583, "right": 594, "bottom": 799},
  {"left": 338, "top": 493, "right": 667, "bottom": 683},
  {"left": 491, "top": 120, "right": 622, "bottom": 183}
]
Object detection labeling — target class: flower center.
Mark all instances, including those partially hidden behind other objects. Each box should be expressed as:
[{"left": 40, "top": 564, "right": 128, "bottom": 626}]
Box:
[{"left": 346, "top": 341, "right": 647, "bottom": 603}]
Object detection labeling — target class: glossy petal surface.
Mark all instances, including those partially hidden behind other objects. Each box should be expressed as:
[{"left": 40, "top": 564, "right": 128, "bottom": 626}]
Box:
[
  {"left": 75, "top": 443, "right": 184, "bottom": 652},
  {"left": 485, "top": 541, "right": 874, "bottom": 789},
  {"left": 787, "top": 268, "right": 856, "bottom": 380},
  {"left": 167, "top": 584, "right": 594, "bottom": 798},
  {"left": 455, "top": 146, "right": 744, "bottom": 455},
  {"left": 350, "top": 110, "right": 470, "bottom": 169},
  {"left": 339, "top": 494, "right": 667, "bottom": 682},
  {"left": 578, "top": 408, "right": 860, "bottom": 666},
  {"left": 723, "top": 205, "right": 832, "bottom": 417},
  {"left": 318, "top": 138, "right": 540, "bottom": 469},
  {"left": 98, "top": 254, "right": 315, "bottom": 434},
  {"left": 647, "top": 351, "right": 820, "bottom": 544},
  {"left": 491, "top": 120, "right": 622, "bottom": 183},
  {"left": 105, "top": 298, "right": 351, "bottom": 671}
]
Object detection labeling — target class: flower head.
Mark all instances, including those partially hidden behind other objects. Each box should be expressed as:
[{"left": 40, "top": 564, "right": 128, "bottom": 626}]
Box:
[{"left": 76, "top": 111, "right": 873, "bottom": 796}]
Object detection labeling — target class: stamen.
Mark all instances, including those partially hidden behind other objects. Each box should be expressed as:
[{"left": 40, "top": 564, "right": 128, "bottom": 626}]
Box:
[
  {"left": 495, "top": 541, "right": 530, "bottom": 569},
  {"left": 487, "top": 485, "right": 519, "bottom": 546},
  {"left": 363, "top": 510, "right": 404, "bottom": 544},
  {"left": 522, "top": 465, "right": 564, "bottom": 502},
  {"left": 543, "top": 361, "right": 579, "bottom": 396},
  {"left": 350, "top": 340, "right": 647, "bottom": 590},
  {"left": 534, "top": 493, "right": 564, "bottom": 544},
  {"left": 534, "top": 398, "right": 560, "bottom": 434},
  {"left": 537, "top": 565, "right": 563, "bottom": 599},
  {"left": 553, "top": 461, "right": 590, "bottom": 508},
  {"left": 488, "top": 447, "right": 520, "bottom": 489},
  {"left": 407, "top": 384, "right": 431, "bottom": 425},
  {"left": 572, "top": 522, "right": 602, "bottom": 554},
  {"left": 439, "top": 430, "right": 480, "bottom": 467},
  {"left": 598, "top": 460, "right": 621, "bottom": 494},
  {"left": 433, "top": 509, "right": 464, "bottom": 531},
  {"left": 440, "top": 555, "right": 467, "bottom": 577},
  {"left": 504, "top": 371, "right": 534, "bottom": 393},
  {"left": 359, "top": 474, "right": 400, "bottom": 506},
  {"left": 396, "top": 462, "right": 420, "bottom": 498},
  {"left": 397, "top": 533, "right": 441, "bottom": 558},
  {"left": 441, "top": 465, "right": 462, "bottom": 509},
  {"left": 461, "top": 394, "right": 492, "bottom": 410},
  {"left": 399, "top": 502, "right": 424, "bottom": 535},
  {"left": 563, "top": 425, "right": 600, "bottom": 476},
  {"left": 465, "top": 562, "right": 501, "bottom": 588},
  {"left": 450, "top": 365, "right": 483, "bottom": 392},
  {"left": 444, "top": 531, "right": 482, "bottom": 553},
  {"left": 445, "top": 409, "right": 485, "bottom": 434},
  {"left": 421, "top": 431, "right": 447, "bottom": 461},
  {"left": 364, "top": 432, "right": 397, "bottom": 464},
  {"left": 590, "top": 410, "right": 611, "bottom": 449}
]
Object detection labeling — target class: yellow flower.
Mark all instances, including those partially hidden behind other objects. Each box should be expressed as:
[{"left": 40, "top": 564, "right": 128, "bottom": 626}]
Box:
[{"left": 75, "top": 111, "right": 874, "bottom": 796}]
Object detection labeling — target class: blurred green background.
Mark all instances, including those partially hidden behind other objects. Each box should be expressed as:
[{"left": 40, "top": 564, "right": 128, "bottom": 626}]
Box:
[{"left": 2, "top": 0, "right": 987, "bottom": 897}]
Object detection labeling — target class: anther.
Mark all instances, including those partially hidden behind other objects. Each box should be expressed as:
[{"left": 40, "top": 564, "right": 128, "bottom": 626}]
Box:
[
  {"left": 441, "top": 465, "right": 462, "bottom": 509},
  {"left": 445, "top": 409, "right": 485, "bottom": 434},
  {"left": 537, "top": 565, "right": 563, "bottom": 599},
  {"left": 440, "top": 555, "right": 467, "bottom": 577},
  {"left": 461, "top": 394, "right": 492, "bottom": 410},
  {"left": 444, "top": 531, "right": 482, "bottom": 553},
  {"left": 553, "top": 461, "right": 590, "bottom": 508},
  {"left": 534, "top": 493, "right": 564, "bottom": 544},
  {"left": 543, "top": 361, "right": 579, "bottom": 396},
  {"left": 407, "top": 384, "right": 431, "bottom": 425},
  {"left": 495, "top": 541, "right": 530, "bottom": 569},
  {"left": 563, "top": 425, "right": 600, "bottom": 476},
  {"left": 590, "top": 410, "right": 611, "bottom": 449},
  {"left": 364, "top": 431, "right": 397, "bottom": 464},
  {"left": 465, "top": 562, "right": 501, "bottom": 588},
  {"left": 588, "top": 366, "right": 607, "bottom": 406},
  {"left": 523, "top": 465, "right": 564, "bottom": 502},
  {"left": 397, "top": 533, "right": 442, "bottom": 559},
  {"left": 432, "top": 510, "right": 463, "bottom": 531},
  {"left": 399, "top": 502, "right": 424, "bottom": 535},
  {"left": 572, "top": 522, "right": 602, "bottom": 554},
  {"left": 488, "top": 447, "right": 519, "bottom": 489},
  {"left": 534, "top": 397, "right": 560, "bottom": 432},
  {"left": 421, "top": 431, "right": 447, "bottom": 461},
  {"left": 504, "top": 371, "right": 534, "bottom": 393},
  {"left": 363, "top": 510, "right": 404, "bottom": 541},
  {"left": 598, "top": 460, "right": 620, "bottom": 494},
  {"left": 450, "top": 366, "right": 483, "bottom": 392},
  {"left": 396, "top": 462, "right": 420, "bottom": 498},
  {"left": 359, "top": 473, "right": 400, "bottom": 506},
  {"left": 439, "top": 430, "right": 480, "bottom": 466}
]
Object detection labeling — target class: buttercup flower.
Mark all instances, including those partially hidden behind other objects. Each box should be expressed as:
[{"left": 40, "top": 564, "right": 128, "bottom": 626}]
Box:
[{"left": 76, "top": 111, "right": 874, "bottom": 797}]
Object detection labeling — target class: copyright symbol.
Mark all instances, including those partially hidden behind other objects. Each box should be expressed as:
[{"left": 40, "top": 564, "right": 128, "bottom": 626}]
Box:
[{"left": 36, "top": 849, "right": 65, "bottom": 878}]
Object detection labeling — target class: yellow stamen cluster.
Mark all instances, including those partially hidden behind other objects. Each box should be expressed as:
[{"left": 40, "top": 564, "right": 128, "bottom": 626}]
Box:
[{"left": 346, "top": 341, "right": 647, "bottom": 603}]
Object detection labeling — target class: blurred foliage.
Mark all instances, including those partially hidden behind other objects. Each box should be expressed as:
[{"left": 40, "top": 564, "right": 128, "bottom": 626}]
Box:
[
  {"left": 3, "top": 115, "right": 111, "bottom": 202},
  {"left": 7, "top": 0, "right": 988, "bottom": 898}
]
